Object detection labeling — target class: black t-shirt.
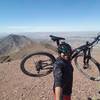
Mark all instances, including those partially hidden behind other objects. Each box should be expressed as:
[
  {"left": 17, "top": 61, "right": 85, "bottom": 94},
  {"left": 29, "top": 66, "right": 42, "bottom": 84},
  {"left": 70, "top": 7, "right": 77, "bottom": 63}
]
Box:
[{"left": 53, "top": 57, "right": 74, "bottom": 95}]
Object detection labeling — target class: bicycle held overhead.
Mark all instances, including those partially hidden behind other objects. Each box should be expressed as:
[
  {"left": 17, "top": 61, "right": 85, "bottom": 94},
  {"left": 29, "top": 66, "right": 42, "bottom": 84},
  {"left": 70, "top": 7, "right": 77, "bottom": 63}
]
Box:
[{"left": 20, "top": 33, "right": 100, "bottom": 81}]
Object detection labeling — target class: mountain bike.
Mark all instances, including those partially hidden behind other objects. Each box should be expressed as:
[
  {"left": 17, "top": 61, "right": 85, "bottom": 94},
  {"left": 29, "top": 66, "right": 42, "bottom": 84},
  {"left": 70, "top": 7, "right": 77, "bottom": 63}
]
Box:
[{"left": 20, "top": 34, "right": 100, "bottom": 81}]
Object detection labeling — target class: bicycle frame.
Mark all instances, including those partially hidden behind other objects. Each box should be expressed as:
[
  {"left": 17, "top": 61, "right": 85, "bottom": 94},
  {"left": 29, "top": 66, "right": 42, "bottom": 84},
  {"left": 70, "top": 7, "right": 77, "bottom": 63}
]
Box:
[
  {"left": 71, "top": 35, "right": 100, "bottom": 61},
  {"left": 71, "top": 43, "right": 92, "bottom": 66}
]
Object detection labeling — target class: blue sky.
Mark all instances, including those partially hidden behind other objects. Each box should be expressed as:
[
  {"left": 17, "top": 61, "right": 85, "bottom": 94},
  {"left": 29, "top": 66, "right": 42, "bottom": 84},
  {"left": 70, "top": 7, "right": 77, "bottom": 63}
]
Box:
[{"left": 0, "top": 0, "right": 100, "bottom": 32}]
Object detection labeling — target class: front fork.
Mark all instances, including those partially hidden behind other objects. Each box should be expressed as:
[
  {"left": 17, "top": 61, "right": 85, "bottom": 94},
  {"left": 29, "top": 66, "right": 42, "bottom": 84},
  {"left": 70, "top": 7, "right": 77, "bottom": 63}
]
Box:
[{"left": 83, "top": 48, "right": 91, "bottom": 68}]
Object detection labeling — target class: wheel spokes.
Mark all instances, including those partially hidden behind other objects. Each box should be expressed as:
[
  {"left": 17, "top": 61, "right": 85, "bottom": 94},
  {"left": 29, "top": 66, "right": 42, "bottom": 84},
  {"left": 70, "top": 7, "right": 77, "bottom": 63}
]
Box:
[
  {"left": 75, "top": 54, "right": 100, "bottom": 81},
  {"left": 24, "top": 54, "right": 53, "bottom": 76}
]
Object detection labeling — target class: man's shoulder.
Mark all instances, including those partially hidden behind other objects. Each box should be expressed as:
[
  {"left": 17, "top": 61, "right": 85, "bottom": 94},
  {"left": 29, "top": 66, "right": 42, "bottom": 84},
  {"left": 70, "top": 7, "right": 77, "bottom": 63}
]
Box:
[
  {"left": 54, "top": 57, "right": 73, "bottom": 67},
  {"left": 53, "top": 57, "right": 64, "bottom": 67}
]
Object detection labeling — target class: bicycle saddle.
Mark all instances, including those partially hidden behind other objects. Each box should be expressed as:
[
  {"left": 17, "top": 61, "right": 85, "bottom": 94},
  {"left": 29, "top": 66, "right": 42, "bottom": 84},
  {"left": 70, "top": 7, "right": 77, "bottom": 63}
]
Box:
[{"left": 50, "top": 35, "right": 65, "bottom": 41}]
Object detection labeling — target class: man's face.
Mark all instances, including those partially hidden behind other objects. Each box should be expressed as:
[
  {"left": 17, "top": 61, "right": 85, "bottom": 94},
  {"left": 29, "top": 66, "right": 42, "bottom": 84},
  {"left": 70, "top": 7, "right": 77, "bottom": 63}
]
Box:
[{"left": 60, "top": 52, "right": 70, "bottom": 60}]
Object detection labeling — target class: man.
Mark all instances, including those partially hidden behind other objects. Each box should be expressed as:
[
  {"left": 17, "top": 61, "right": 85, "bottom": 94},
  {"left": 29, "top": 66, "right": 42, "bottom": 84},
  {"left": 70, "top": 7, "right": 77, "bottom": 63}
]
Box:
[{"left": 53, "top": 42, "right": 74, "bottom": 100}]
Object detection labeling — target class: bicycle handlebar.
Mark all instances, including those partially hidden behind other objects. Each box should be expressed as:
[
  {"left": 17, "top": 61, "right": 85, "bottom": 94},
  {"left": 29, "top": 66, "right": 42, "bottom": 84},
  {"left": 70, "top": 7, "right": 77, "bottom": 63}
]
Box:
[
  {"left": 89, "top": 34, "right": 100, "bottom": 47},
  {"left": 97, "top": 34, "right": 100, "bottom": 41}
]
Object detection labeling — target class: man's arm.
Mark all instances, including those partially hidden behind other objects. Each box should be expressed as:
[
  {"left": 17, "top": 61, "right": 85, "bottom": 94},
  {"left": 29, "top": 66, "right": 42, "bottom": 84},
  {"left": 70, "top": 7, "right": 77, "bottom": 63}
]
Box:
[
  {"left": 55, "top": 87, "right": 63, "bottom": 100},
  {"left": 53, "top": 62, "right": 63, "bottom": 100}
]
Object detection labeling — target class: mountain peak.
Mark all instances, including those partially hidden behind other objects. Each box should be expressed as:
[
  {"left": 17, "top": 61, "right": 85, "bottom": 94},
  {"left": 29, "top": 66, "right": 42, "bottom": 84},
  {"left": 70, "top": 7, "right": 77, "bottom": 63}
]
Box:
[{"left": 0, "top": 34, "right": 33, "bottom": 56}]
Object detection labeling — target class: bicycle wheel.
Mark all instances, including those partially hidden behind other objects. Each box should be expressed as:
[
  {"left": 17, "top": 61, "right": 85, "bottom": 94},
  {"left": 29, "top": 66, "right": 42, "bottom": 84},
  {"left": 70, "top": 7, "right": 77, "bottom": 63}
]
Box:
[
  {"left": 20, "top": 52, "right": 56, "bottom": 77},
  {"left": 74, "top": 54, "right": 100, "bottom": 81}
]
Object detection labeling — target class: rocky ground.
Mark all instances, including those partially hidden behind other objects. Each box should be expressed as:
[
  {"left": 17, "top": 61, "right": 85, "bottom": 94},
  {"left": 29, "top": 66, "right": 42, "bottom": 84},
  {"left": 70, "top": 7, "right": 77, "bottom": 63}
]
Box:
[{"left": 0, "top": 47, "right": 100, "bottom": 100}]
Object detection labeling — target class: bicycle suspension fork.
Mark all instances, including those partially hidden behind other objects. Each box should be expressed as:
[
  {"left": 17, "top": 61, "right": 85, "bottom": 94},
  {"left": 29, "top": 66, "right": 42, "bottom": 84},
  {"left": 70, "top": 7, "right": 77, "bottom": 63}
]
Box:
[{"left": 83, "top": 47, "right": 91, "bottom": 66}]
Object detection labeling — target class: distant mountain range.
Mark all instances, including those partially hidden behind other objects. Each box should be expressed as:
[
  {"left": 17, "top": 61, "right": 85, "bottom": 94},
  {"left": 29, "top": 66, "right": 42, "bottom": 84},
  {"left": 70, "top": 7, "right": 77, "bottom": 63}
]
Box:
[
  {"left": 0, "top": 31, "right": 98, "bottom": 40},
  {"left": 0, "top": 34, "right": 33, "bottom": 56},
  {"left": 0, "top": 32, "right": 99, "bottom": 63}
]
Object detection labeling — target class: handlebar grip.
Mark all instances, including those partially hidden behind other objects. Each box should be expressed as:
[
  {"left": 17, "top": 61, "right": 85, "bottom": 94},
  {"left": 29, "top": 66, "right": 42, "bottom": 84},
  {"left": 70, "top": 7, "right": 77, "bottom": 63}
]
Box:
[{"left": 97, "top": 35, "right": 100, "bottom": 40}]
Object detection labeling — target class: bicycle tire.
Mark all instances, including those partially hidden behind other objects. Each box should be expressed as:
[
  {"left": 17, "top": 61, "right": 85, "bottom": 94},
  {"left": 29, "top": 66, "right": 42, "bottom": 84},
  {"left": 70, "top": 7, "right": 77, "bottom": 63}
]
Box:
[
  {"left": 20, "top": 52, "right": 56, "bottom": 77},
  {"left": 74, "top": 54, "right": 100, "bottom": 81}
]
